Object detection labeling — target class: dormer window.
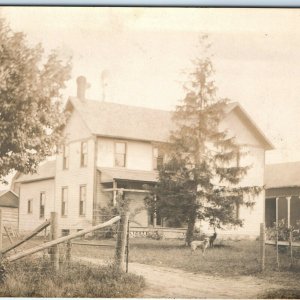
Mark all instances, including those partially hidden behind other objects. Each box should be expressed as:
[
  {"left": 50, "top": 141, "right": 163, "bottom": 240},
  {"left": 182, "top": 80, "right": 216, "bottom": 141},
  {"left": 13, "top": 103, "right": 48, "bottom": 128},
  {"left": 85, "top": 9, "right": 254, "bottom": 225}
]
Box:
[
  {"left": 115, "top": 142, "right": 126, "bottom": 167},
  {"left": 81, "top": 141, "right": 88, "bottom": 167},
  {"left": 63, "top": 145, "right": 69, "bottom": 170},
  {"left": 153, "top": 147, "right": 163, "bottom": 170}
]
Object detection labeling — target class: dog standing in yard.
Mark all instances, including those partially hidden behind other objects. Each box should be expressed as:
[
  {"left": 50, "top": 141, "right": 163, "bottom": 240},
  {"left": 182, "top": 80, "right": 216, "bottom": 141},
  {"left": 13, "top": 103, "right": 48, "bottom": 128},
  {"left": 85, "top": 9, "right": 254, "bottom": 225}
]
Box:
[{"left": 190, "top": 238, "right": 209, "bottom": 256}]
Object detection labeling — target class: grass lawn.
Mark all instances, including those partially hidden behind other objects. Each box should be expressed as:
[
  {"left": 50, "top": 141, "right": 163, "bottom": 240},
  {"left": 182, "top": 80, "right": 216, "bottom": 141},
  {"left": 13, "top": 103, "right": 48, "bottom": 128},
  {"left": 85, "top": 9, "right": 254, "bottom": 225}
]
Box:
[
  {"left": 0, "top": 237, "right": 145, "bottom": 297},
  {"left": 0, "top": 257, "right": 145, "bottom": 297},
  {"left": 72, "top": 237, "right": 300, "bottom": 298},
  {"left": 3, "top": 236, "right": 300, "bottom": 298}
]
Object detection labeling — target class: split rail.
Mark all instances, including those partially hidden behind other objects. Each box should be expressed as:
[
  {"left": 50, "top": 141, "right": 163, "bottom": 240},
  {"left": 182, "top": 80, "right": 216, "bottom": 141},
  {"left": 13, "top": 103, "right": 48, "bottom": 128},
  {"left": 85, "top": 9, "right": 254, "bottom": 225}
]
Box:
[{"left": 0, "top": 209, "right": 131, "bottom": 272}]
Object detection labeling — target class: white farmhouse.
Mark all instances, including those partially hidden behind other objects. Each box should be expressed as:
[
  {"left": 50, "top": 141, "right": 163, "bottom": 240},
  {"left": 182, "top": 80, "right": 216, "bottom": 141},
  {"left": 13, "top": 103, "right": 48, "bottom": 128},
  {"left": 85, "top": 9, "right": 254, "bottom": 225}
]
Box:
[{"left": 12, "top": 76, "right": 273, "bottom": 238}]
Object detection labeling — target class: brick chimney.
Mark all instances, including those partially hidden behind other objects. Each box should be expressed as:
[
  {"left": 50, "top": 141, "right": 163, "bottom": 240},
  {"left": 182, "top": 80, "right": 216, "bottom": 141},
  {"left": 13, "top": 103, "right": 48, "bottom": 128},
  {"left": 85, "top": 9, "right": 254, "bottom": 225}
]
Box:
[{"left": 76, "top": 76, "right": 87, "bottom": 101}]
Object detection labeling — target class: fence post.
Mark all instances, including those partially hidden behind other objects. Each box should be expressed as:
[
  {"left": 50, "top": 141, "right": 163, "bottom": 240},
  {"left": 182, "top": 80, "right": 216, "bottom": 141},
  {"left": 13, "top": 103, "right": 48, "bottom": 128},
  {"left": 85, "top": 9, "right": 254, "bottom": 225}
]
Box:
[
  {"left": 289, "top": 230, "right": 293, "bottom": 268},
  {"left": 260, "top": 223, "right": 265, "bottom": 272},
  {"left": 66, "top": 240, "right": 72, "bottom": 264},
  {"left": 50, "top": 212, "right": 59, "bottom": 271},
  {"left": 126, "top": 219, "right": 130, "bottom": 273},
  {"left": 115, "top": 211, "right": 130, "bottom": 272}
]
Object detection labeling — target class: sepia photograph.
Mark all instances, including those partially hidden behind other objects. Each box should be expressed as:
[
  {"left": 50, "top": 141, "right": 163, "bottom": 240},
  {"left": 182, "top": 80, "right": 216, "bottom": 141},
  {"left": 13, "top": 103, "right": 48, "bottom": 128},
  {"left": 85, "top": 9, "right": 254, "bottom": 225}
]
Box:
[{"left": 0, "top": 5, "right": 300, "bottom": 298}]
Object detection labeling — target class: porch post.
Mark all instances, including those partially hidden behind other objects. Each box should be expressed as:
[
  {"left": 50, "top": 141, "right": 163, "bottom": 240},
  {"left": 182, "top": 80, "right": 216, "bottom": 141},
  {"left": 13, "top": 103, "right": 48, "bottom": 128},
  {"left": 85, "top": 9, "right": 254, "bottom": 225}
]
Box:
[
  {"left": 113, "top": 180, "right": 117, "bottom": 206},
  {"left": 287, "top": 196, "right": 291, "bottom": 227},
  {"left": 276, "top": 197, "right": 279, "bottom": 226}
]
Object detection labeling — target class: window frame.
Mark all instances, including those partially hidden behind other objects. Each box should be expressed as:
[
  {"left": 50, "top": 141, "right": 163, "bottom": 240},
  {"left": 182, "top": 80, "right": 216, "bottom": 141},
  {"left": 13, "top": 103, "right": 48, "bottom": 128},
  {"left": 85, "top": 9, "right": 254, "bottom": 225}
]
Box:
[
  {"left": 80, "top": 141, "right": 88, "bottom": 167},
  {"left": 61, "top": 186, "right": 68, "bottom": 217},
  {"left": 39, "top": 192, "right": 45, "bottom": 219},
  {"left": 153, "top": 146, "right": 164, "bottom": 170},
  {"left": 63, "top": 144, "right": 69, "bottom": 170},
  {"left": 27, "top": 199, "right": 33, "bottom": 214},
  {"left": 114, "top": 141, "right": 127, "bottom": 168},
  {"left": 79, "top": 185, "right": 87, "bottom": 216}
]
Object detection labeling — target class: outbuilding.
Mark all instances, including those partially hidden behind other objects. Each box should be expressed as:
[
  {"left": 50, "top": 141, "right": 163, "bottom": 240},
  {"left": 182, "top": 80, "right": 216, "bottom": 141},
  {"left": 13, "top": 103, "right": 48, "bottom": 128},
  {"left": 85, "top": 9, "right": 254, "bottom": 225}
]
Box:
[{"left": 0, "top": 190, "right": 19, "bottom": 230}]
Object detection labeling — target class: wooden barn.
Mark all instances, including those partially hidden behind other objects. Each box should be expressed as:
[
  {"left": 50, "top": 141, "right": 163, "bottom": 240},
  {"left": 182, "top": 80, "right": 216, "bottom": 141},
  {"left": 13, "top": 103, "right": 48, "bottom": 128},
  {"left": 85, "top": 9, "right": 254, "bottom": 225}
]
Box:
[{"left": 0, "top": 190, "right": 19, "bottom": 230}]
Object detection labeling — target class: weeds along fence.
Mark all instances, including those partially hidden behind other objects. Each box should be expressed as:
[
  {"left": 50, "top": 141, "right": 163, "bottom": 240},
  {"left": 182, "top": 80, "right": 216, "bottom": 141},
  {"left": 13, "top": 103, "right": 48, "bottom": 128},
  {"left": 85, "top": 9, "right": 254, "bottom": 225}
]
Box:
[
  {"left": 259, "top": 222, "right": 300, "bottom": 272},
  {"left": 0, "top": 210, "right": 132, "bottom": 273}
]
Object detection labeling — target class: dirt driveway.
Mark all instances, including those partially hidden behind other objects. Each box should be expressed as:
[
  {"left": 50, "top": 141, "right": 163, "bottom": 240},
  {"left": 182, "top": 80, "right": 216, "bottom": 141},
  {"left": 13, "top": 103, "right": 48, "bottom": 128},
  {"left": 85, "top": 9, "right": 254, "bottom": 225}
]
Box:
[{"left": 75, "top": 256, "right": 280, "bottom": 298}]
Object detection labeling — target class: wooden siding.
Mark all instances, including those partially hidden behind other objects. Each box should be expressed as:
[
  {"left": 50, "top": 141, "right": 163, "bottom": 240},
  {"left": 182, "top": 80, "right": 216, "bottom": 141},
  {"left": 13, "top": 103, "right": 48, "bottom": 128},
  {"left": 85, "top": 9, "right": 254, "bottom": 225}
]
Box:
[
  {"left": 18, "top": 179, "right": 55, "bottom": 232},
  {"left": 55, "top": 138, "right": 95, "bottom": 232},
  {"left": 0, "top": 207, "right": 18, "bottom": 228},
  {"left": 0, "top": 192, "right": 18, "bottom": 208},
  {"left": 97, "top": 137, "right": 154, "bottom": 171}
]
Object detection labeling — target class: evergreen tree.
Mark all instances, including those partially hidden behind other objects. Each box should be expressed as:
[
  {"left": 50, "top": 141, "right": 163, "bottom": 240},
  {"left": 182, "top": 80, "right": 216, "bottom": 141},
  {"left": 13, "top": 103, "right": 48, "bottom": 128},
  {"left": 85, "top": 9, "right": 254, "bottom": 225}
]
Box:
[
  {"left": 0, "top": 18, "right": 72, "bottom": 183},
  {"left": 146, "top": 35, "right": 262, "bottom": 245}
]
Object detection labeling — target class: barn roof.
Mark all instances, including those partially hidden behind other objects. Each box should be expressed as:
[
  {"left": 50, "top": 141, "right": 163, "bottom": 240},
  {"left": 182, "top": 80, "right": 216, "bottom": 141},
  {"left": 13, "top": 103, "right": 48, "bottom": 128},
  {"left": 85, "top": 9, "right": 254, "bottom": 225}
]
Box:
[
  {"left": 265, "top": 162, "right": 300, "bottom": 188},
  {"left": 14, "top": 160, "right": 56, "bottom": 183},
  {"left": 0, "top": 190, "right": 19, "bottom": 208},
  {"left": 66, "top": 97, "right": 273, "bottom": 149}
]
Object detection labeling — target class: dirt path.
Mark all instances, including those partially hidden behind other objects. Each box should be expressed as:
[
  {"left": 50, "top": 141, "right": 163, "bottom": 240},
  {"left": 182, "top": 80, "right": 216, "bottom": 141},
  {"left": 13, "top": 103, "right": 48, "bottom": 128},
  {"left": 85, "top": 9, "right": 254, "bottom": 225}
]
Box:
[{"left": 75, "top": 256, "right": 280, "bottom": 298}]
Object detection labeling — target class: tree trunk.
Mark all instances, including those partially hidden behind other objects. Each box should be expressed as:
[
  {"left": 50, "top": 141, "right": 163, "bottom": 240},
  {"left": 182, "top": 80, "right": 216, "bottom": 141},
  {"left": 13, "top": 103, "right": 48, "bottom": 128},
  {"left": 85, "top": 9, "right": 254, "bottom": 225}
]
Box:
[{"left": 185, "top": 211, "right": 196, "bottom": 246}]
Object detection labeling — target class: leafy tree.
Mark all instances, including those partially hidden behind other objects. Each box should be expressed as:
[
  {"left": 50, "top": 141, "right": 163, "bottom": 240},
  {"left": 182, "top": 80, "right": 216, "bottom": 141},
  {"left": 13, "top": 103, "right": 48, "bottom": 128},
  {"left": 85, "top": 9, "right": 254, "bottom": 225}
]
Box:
[
  {"left": 0, "top": 18, "right": 71, "bottom": 183},
  {"left": 146, "top": 35, "right": 262, "bottom": 245}
]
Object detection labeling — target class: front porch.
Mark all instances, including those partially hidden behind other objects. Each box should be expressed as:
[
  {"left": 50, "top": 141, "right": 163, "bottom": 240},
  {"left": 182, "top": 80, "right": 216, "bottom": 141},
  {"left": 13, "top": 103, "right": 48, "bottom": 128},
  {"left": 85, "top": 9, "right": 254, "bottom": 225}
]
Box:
[
  {"left": 96, "top": 167, "right": 162, "bottom": 228},
  {"left": 265, "top": 192, "right": 300, "bottom": 228}
]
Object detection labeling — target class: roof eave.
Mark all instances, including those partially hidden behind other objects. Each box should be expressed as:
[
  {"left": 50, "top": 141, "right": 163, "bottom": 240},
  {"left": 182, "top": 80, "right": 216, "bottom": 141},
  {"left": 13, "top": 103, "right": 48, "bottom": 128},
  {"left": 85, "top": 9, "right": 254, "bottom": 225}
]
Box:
[
  {"left": 227, "top": 103, "right": 274, "bottom": 150},
  {"left": 15, "top": 176, "right": 55, "bottom": 184}
]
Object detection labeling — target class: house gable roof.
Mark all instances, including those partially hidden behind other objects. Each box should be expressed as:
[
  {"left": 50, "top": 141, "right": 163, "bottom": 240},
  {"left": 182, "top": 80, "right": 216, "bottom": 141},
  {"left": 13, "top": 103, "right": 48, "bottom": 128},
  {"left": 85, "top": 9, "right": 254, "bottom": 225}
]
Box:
[
  {"left": 0, "top": 190, "right": 19, "bottom": 208},
  {"left": 66, "top": 97, "right": 273, "bottom": 149},
  {"left": 265, "top": 162, "right": 300, "bottom": 189},
  {"left": 66, "top": 97, "right": 172, "bottom": 143},
  {"left": 14, "top": 160, "right": 56, "bottom": 183}
]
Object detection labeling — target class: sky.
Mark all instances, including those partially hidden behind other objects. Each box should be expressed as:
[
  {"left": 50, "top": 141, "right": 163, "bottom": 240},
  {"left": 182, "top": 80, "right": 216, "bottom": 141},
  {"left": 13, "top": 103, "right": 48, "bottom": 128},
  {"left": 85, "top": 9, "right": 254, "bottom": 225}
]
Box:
[{"left": 1, "top": 7, "right": 300, "bottom": 168}]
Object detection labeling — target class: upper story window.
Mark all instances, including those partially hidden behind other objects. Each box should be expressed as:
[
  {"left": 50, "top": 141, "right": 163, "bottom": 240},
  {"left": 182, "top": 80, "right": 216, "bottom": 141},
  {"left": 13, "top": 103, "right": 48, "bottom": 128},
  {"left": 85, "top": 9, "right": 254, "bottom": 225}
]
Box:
[
  {"left": 63, "top": 145, "right": 69, "bottom": 170},
  {"left": 61, "top": 187, "right": 68, "bottom": 217},
  {"left": 81, "top": 141, "right": 88, "bottom": 167},
  {"left": 40, "top": 192, "right": 45, "bottom": 218},
  {"left": 79, "top": 185, "right": 86, "bottom": 216},
  {"left": 153, "top": 147, "right": 164, "bottom": 170},
  {"left": 27, "top": 199, "right": 33, "bottom": 214},
  {"left": 115, "top": 142, "right": 126, "bottom": 167}
]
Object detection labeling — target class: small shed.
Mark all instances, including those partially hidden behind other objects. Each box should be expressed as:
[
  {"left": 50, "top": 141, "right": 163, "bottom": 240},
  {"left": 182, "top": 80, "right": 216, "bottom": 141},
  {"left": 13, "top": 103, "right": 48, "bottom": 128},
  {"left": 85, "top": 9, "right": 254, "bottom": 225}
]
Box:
[{"left": 0, "top": 190, "right": 19, "bottom": 230}]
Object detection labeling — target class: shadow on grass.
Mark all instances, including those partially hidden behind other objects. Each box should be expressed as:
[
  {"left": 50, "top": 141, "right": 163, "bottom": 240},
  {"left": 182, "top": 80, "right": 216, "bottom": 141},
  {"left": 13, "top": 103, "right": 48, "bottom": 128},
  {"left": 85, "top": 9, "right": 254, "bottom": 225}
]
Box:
[{"left": 258, "top": 288, "right": 300, "bottom": 299}]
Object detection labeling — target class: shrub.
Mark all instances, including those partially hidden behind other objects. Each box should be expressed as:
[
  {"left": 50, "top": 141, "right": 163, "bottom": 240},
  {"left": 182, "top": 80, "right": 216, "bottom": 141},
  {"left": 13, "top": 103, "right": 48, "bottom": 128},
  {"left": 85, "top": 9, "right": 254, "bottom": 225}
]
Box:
[{"left": 147, "top": 230, "right": 165, "bottom": 240}]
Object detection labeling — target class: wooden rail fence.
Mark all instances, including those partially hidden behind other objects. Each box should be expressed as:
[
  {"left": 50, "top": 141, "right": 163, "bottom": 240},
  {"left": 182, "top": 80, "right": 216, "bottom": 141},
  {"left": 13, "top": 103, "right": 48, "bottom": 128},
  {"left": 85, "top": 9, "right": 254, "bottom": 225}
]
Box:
[{"left": 7, "top": 215, "right": 121, "bottom": 263}]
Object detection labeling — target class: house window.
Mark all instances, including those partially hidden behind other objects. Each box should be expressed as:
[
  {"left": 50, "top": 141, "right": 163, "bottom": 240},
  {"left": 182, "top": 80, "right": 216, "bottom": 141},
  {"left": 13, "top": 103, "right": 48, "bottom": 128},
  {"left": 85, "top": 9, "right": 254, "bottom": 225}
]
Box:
[
  {"left": 63, "top": 145, "right": 69, "bottom": 170},
  {"left": 61, "top": 187, "right": 68, "bottom": 217},
  {"left": 79, "top": 185, "right": 86, "bottom": 216},
  {"left": 27, "top": 199, "right": 33, "bottom": 214},
  {"left": 153, "top": 147, "right": 164, "bottom": 170},
  {"left": 61, "top": 229, "right": 70, "bottom": 236},
  {"left": 40, "top": 192, "right": 45, "bottom": 218},
  {"left": 81, "top": 141, "right": 88, "bottom": 167},
  {"left": 149, "top": 210, "right": 163, "bottom": 227},
  {"left": 115, "top": 142, "right": 126, "bottom": 167}
]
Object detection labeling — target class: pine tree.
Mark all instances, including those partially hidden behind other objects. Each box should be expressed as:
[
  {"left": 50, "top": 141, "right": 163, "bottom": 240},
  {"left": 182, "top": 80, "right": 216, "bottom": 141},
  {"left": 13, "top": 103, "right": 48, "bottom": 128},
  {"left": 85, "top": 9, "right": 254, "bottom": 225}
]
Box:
[{"left": 146, "top": 35, "right": 262, "bottom": 245}]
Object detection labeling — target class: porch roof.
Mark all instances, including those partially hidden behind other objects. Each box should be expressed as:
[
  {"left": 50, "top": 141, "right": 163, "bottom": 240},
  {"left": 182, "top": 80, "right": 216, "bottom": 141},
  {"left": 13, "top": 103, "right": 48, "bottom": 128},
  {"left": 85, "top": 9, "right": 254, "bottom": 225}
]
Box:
[
  {"left": 265, "top": 161, "right": 300, "bottom": 188},
  {"left": 98, "top": 168, "right": 159, "bottom": 183}
]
